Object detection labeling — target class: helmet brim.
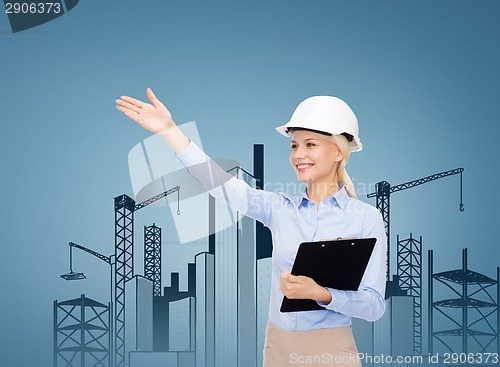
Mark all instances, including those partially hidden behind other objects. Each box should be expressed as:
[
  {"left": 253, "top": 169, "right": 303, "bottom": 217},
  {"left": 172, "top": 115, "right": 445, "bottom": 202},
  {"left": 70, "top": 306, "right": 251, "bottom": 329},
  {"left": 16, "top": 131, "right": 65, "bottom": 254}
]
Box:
[{"left": 275, "top": 123, "right": 362, "bottom": 152}]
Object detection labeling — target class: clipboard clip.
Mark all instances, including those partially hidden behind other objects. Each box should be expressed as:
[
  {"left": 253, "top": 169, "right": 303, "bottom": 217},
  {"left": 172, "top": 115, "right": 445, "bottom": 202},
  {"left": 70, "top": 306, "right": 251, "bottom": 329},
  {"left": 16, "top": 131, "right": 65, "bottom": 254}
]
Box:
[
  {"left": 319, "top": 237, "right": 358, "bottom": 246},
  {"left": 320, "top": 236, "right": 358, "bottom": 241}
]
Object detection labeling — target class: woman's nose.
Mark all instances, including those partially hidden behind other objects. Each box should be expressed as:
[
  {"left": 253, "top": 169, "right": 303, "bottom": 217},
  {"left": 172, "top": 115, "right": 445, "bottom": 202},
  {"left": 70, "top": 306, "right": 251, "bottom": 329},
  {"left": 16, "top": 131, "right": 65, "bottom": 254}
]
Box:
[
  {"left": 294, "top": 146, "right": 306, "bottom": 160},
  {"left": 292, "top": 152, "right": 305, "bottom": 163}
]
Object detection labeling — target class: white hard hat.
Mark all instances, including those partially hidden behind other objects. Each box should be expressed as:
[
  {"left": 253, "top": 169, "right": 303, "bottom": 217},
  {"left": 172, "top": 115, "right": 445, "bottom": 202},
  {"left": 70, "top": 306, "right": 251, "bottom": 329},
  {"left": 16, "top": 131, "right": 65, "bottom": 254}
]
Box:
[{"left": 276, "top": 96, "right": 362, "bottom": 152}]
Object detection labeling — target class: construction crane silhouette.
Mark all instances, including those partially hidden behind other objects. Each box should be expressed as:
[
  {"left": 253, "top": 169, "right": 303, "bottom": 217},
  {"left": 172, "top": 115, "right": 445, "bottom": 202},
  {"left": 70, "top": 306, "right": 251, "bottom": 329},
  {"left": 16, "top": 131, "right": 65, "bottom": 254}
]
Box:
[
  {"left": 367, "top": 168, "right": 464, "bottom": 279},
  {"left": 114, "top": 185, "right": 180, "bottom": 367},
  {"left": 367, "top": 168, "right": 464, "bottom": 359},
  {"left": 62, "top": 185, "right": 180, "bottom": 367}
]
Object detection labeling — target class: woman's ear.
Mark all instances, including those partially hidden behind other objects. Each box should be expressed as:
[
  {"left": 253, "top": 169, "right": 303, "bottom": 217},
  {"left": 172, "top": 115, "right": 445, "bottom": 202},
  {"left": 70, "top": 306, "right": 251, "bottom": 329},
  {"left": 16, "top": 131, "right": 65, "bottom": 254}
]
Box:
[{"left": 335, "top": 146, "right": 344, "bottom": 162}]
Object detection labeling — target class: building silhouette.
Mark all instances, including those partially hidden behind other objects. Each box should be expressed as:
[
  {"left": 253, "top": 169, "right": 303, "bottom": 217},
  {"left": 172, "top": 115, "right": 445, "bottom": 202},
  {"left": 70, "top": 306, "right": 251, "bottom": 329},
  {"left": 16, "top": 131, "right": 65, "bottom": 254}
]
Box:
[
  {"left": 153, "top": 267, "right": 196, "bottom": 352},
  {"left": 169, "top": 297, "right": 195, "bottom": 352},
  {"left": 213, "top": 167, "right": 257, "bottom": 367},
  {"left": 125, "top": 276, "right": 154, "bottom": 358},
  {"left": 195, "top": 252, "right": 215, "bottom": 367}
]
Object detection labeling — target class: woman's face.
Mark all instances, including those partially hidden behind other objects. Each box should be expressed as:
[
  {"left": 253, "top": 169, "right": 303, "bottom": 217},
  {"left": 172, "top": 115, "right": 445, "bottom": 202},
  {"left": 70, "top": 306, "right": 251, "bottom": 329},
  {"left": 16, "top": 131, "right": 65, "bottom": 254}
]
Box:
[{"left": 289, "top": 130, "right": 343, "bottom": 185}]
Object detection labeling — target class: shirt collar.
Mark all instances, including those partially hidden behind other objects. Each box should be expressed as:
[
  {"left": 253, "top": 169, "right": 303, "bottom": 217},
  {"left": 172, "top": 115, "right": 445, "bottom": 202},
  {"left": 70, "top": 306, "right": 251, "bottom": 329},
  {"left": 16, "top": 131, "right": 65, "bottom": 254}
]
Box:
[{"left": 281, "top": 184, "right": 350, "bottom": 210}]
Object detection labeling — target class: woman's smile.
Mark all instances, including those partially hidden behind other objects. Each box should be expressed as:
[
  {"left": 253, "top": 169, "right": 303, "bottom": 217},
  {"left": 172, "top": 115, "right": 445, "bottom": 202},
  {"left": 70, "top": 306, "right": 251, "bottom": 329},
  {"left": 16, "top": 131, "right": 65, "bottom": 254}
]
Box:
[{"left": 296, "top": 163, "right": 315, "bottom": 172}]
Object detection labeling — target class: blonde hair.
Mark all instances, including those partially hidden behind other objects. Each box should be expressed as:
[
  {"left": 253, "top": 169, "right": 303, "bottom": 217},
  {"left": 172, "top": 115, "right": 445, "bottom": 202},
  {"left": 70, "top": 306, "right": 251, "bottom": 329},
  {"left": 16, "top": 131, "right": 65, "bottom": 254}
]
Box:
[{"left": 318, "top": 133, "right": 358, "bottom": 199}]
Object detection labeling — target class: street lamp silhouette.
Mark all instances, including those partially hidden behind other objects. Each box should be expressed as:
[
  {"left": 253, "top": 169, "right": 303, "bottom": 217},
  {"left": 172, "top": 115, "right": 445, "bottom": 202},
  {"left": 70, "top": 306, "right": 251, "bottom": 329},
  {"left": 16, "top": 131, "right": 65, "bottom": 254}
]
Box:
[
  {"left": 60, "top": 241, "right": 114, "bottom": 293},
  {"left": 58, "top": 242, "right": 114, "bottom": 366},
  {"left": 60, "top": 241, "right": 115, "bottom": 365}
]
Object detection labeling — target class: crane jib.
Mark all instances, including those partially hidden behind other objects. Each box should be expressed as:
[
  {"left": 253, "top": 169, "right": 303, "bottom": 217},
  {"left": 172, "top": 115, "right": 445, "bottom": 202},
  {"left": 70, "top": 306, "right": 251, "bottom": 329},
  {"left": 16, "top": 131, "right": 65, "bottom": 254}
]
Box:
[{"left": 367, "top": 168, "right": 464, "bottom": 212}]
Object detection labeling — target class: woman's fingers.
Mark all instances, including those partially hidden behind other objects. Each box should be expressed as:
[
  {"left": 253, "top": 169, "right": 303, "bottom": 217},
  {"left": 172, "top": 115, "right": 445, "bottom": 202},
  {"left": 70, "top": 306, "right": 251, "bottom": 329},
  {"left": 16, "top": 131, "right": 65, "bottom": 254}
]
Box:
[
  {"left": 282, "top": 273, "right": 300, "bottom": 283},
  {"left": 280, "top": 272, "right": 319, "bottom": 299},
  {"left": 280, "top": 278, "right": 298, "bottom": 298},
  {"left": 120, "top": 95, "right": 146, "bottom": 108},
  {"left": 116, "top": 105, "right": 143, "bottom": 124},
  {"left": 116, "top": 99, "right": 142, "bottom": 114}
]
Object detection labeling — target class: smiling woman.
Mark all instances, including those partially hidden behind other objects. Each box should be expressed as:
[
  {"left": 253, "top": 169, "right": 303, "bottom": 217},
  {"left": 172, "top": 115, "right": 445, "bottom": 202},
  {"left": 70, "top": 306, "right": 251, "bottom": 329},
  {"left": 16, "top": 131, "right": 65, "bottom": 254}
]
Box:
[
  {"left": 279, "top": 96, "right": 360, "bottom": 202},
  {"left": 116, "top": 90, "right": 387, "bottom": 367},
  {"left": 289, "top": 131, "right": 355, "bottom": 204}
]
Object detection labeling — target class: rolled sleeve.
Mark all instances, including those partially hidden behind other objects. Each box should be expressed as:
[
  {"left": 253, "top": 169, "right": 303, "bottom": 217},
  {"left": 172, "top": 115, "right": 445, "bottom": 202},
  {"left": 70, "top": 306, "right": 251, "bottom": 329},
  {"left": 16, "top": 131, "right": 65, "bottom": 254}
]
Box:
[{"left": 317, "top": 288, "right": 349, "bottom": 312}]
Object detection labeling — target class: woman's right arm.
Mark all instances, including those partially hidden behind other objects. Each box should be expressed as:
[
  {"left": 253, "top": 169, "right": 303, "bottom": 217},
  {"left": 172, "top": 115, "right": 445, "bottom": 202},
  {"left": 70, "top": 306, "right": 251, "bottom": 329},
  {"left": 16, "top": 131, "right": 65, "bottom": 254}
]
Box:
[
  {"left": 116, "top": 88, "right": 278, "bottom": 225},
  {"left": 175, "top": 140, "right": 278, "bottom": 225}
]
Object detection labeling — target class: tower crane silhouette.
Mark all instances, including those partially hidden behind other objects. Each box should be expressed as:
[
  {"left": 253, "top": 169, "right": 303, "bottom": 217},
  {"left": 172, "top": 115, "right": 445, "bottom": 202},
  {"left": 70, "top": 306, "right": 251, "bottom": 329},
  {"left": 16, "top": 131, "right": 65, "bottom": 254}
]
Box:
[
  {"left": 367, "top": 168, "right": 464, "bottom": 279},
  {"left": 62, "top": 185, "right": 180, "bottom": 367}
]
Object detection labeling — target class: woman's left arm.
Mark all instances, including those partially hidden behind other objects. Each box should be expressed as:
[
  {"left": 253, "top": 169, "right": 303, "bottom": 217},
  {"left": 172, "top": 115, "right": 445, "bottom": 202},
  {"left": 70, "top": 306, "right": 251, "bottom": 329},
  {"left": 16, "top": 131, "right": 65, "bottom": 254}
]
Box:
[{"left": 317, "top": 206, "right": 387, "bottom": 322}]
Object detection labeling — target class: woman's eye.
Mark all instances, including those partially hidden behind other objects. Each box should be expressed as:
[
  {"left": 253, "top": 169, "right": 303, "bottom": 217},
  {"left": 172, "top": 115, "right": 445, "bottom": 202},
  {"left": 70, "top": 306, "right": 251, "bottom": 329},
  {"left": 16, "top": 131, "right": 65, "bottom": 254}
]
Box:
[
  {"left": 307, "top": 143, "right": 315, "bottom": 147},
  {"left": 291, "top": 144, "right": 297, "bottom": 149}
]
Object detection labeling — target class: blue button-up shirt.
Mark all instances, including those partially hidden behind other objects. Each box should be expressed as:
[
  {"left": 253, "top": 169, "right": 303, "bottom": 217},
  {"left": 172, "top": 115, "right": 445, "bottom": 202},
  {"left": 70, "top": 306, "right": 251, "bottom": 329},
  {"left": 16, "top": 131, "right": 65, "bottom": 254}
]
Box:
[{"left": 176, "top": 140, "right": 386, "bottom": 331}]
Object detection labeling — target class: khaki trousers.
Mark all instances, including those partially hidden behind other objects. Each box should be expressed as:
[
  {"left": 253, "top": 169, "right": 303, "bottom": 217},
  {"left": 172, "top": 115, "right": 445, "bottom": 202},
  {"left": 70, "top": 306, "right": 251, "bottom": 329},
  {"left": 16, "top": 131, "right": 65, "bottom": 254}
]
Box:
[{"left": 263, "top": 321, "right": 362, "bottom": 367}]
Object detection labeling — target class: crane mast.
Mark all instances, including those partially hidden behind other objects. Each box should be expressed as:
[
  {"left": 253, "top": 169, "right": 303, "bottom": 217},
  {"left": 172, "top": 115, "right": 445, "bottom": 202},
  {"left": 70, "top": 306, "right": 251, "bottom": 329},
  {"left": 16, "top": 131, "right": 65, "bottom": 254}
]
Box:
[{"left": 113, "top": 185, "right": 180, "bottom": 367}]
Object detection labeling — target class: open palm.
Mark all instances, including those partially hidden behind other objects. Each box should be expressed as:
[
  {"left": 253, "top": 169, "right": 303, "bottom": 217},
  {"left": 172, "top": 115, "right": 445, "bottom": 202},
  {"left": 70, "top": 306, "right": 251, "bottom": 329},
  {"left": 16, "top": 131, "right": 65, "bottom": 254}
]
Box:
[{"left": 116, "top": 87, "right": 175, "bottom": 134}]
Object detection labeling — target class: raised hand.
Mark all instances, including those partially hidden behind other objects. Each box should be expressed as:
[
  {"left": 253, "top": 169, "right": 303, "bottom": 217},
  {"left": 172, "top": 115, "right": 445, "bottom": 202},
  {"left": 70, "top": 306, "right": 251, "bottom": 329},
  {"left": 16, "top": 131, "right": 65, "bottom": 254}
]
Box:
[
  {"left": 116, "top": 87, "right": 190, "bottom": 153},
  {"left": 116, "top": 87, "right": 175, "bottom": 134}
]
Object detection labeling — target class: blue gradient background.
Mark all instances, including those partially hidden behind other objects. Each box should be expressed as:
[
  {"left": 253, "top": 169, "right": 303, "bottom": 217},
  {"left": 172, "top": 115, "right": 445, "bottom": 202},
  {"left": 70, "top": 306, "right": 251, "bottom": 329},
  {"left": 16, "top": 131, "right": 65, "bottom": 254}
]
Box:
[{"left": 1, "top": 1, "right": 499, "bottom": 366}]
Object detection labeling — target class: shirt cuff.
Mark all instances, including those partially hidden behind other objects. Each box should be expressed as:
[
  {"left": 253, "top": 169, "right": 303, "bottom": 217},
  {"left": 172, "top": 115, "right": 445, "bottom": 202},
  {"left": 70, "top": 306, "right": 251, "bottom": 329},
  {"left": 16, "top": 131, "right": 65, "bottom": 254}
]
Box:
[
  {"left": 316, "top": 288, "right": 349, "bottom": 311},
  {"left": 174, "top": 138, "right": 207, "bottom": 167}
]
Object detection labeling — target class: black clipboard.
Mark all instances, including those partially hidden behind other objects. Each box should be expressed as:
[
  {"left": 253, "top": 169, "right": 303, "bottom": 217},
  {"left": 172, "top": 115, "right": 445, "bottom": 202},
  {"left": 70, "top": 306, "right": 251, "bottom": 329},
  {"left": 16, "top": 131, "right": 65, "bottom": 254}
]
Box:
[{"left": 280, "top": 237, "right": 377, "bottom": 312}]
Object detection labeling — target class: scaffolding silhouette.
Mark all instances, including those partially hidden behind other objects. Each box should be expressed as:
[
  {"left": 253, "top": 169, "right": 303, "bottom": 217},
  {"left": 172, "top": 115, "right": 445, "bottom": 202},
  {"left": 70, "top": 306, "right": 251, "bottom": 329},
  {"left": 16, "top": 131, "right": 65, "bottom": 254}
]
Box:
[
  {"left": 428, "top": 248, "right": 499, "bottom": 365},
  {"left": 397, "top": 233, "right": 422, "bottom": 356},
  {"left": 54, "top": 294, "right": 111, "bottom": 367},
  {"left": 144, "top": 223, "right": 162, "bottom": 297}
]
